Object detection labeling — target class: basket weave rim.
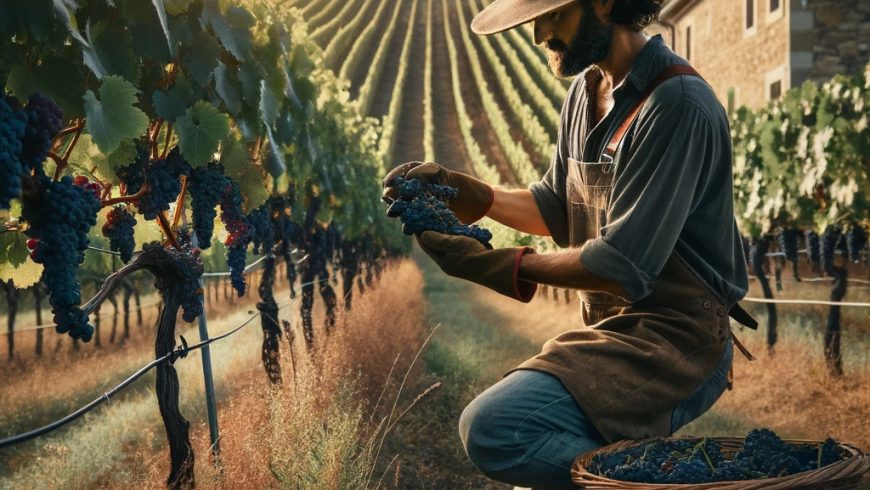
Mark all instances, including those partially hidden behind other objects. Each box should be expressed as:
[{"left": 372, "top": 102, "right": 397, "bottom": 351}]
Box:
[{"left": 571, "top": 435, "right": 870, "bottom": 489}]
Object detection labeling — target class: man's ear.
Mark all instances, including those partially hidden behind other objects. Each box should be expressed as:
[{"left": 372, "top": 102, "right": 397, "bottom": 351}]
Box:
[{"left": 592, "top": 0, "right": 617, "bottom": 22}]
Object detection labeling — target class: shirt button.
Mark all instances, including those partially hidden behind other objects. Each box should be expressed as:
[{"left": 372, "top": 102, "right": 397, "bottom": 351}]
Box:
[
  {"left": 702, "top": 300, "right": 712, "bottom": 310},
  {"left": 717, "top": 307, "right": 726, "bottom": 317}
]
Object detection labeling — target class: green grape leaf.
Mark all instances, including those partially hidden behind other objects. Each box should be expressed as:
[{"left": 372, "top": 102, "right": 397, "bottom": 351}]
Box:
[
  {"left": 52, "top": 0, "right": 89, "bottom": 47},
  {"left": 218, "top": 134, "right": 249, "bottom": 179},
  {"left": 0, "top": 260, "right": 43, "bottom": 288},
  {"left": 152, "top": 88, "right": 187, "bottom": 122},
  {"left": 201, "top": 2, "right": 254, "bottom": 61},
  {"left": 260, "top": 79, "right": 279, "bottom": 128},
  {"left": 175, "top": 101, "right": 229, "bottom": 167},
  {"left": 83, "top": 76, "right": 149, "bottom": 154},
  {"left": 150, "top": 0, "right": 177, "bottom": 58},
  {"left": 6, "top": 55, "right": 86, "bottom": 119},
  {"left": 164, "top": 0, "right": 193, "bottom": 15},
  {"left": 182, "top": 30, "right": 220, "bottom": 87},
  {"left": 82, "top": 20, "right": 140, "bottom": 84},
  {"left": 236, "top": 165, "right": 269, "bottom": 213},
  {"left": 214, "top": 62, "right": 241, "bottom": 116},
  {"left": 0, "top": 232, "right": 29, "bottom": 267},
  {"left": 262, "top": 127, "right": 285, "bottom": 177}
]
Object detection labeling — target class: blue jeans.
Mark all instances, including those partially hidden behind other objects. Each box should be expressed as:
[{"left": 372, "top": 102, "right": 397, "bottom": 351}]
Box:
[{"left": 458, "top": 338, "right": 733, "bottom": 489}]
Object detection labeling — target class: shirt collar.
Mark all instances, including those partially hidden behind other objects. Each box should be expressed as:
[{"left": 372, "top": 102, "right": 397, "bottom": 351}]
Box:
[{"left": 582, "top": 34, "right": 667, "bottom": 94}]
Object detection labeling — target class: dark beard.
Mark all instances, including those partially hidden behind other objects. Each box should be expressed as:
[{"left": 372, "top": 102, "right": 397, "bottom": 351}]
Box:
[{"left": 546, "top": 2, "right": 612, "bottom": 78}]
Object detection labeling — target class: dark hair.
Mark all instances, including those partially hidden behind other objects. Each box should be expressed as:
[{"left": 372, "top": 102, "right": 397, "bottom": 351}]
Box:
[{"left": 608, "top": 0, "right": 664, "bottom": 32}]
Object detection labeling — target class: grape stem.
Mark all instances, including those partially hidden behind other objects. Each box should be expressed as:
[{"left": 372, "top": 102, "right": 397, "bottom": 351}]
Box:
[
  {"left": 150, "top": 119, "right": 165, "bottom": 160},
  {"left": 160, "top": 124, "right": 174, "bottom": 160},
  {"left": 50, "top": 119, "right": 85, "bottom": 180},
  {"left": 100, "top": 185, "right": 147, "bottom": 207},
  {"left": 157, "top": 211, "right": 180, "bottom": 251},
  {"left": 695, "top": 437, "right": 716, "bottom": 471},
  {"left": 170, "top": 175, "right": 188, "bottom": 231}
]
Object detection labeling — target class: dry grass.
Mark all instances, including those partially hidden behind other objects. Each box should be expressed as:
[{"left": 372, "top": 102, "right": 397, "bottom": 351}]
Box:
[{"left": 41, "top": 258, "right": 432, "bottom": 489}]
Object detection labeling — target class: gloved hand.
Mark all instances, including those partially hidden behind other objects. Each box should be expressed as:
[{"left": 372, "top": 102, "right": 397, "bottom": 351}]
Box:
[
  {"left": 382, "top": 161, "right": 494, "bottom": 224},
  {"left": 416, "top": 231, "right": 538, "bottom": 302}
]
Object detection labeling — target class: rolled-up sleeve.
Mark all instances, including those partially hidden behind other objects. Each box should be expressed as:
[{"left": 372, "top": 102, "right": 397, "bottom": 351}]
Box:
[{"left": 580, "top": 98, "right": 719, "bottom": 302}]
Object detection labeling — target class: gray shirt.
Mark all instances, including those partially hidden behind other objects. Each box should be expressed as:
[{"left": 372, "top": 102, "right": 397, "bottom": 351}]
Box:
[{"left": 529, "top": 35, "right": 749, "bottom": 306}]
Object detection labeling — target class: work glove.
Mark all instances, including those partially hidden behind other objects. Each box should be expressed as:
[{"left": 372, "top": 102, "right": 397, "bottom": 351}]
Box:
[
  {"left": 382, "top": 161, "right": 494, "bottom": 224},
  {"left": 416, "top": 231, "right": 538, "bottom": 302}
]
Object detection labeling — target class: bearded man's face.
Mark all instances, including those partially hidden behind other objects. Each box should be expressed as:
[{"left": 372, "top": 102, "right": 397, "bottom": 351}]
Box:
[{"left": 534, "top": 1, "right": 613, "bottom": 78}]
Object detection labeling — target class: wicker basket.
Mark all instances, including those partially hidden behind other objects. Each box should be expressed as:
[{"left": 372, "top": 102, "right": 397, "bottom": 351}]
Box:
[{"left": 571, "top": 436, "right": 870, "bottom": 489}]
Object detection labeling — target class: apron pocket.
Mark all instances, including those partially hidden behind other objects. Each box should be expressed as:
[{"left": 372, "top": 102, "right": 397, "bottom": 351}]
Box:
[{"left": 669, "top": 338, "right": 733, "bottom": 434}]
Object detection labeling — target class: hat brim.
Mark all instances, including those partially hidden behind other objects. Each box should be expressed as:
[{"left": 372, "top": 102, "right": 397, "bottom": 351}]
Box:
[{"left": 470, "top": 0, "right": 575, "bottom": 35}]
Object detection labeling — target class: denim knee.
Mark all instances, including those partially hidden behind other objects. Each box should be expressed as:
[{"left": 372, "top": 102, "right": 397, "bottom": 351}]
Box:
[{"left": 459, "top": 392, "right": 526, "bottom": 476}]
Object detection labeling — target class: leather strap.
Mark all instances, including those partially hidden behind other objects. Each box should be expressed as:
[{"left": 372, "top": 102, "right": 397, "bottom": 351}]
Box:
[{"left": 603, "top": 64, "right": 702, "bottom": 160}]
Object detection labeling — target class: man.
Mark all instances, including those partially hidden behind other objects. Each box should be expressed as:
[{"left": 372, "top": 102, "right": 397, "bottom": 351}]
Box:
[{"left": 382, "top": 0, "right": 756, "bottom": 488}]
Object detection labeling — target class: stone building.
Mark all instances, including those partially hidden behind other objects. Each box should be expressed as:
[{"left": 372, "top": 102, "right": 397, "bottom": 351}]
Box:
[{"left": 647, "top": 0, "right": 870, "bottom": 110}]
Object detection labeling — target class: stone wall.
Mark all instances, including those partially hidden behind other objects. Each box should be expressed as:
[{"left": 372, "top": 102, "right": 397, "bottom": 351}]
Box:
[
  {"left": 791, "top": 0, "right": 870, "bottom": 87},
  {"left": 657, "top": 0, "right": 792, "bottom": 110}
]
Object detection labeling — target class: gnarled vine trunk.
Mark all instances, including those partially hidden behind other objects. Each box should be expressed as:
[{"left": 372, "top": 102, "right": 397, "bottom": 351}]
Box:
[{"left": 257, "top": 253, "right": 282, "bottom": 385}]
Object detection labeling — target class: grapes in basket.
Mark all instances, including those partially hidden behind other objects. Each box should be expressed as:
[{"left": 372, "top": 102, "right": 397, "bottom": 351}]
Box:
[{"left": 586, "top": 428, "right": 843, "bottom": 484}]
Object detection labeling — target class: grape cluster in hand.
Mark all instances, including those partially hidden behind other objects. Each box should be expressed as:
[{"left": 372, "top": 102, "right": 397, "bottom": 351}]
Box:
[
  {"left": 23, "top": 175, "right": 101, "bottom": 341},
  {"left": 587, "top": 428, "right": 843, "bottom": 484},
  {"left": 386, "top": 177, "right": 492, "bottom": 245},
  {"left": 102, "top": 206, "right": 137, "bottom": 263}
]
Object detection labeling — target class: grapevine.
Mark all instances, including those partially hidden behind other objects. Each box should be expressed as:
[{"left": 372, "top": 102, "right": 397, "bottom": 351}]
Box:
[{"left": 845, "top": 224, "right": 867, "bottom": 264}]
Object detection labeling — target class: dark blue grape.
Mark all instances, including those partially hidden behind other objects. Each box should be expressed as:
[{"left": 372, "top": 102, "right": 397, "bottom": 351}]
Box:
[
  {"left": 804, "top": 230, "right": 820, "bottom": 265},
  {"left": 22, "top": 175, "right": 100, "bottom": 341},
  {"left": 220, "top": 179, "right": 251, "bottom": 296},
  {"left": 188, "top": 163, "right": 227, "bottom": 247},
  {"left": 0, "top": 94, "right": 26, "bottom": 209},
  {"left": 102, "top": 206, "right": 137, "bottom": 263},
  {"left": 778, "top": 227, "right": 800, "bottom": 263},
  {"left": 20, "top": 92, "right": 63, "bottom": 176},
  {"left": 845, "top": 224, "right": 867, "bottom": 263},
  {"left": 386, "top": 177, "right": 491, "bottom": 246}
]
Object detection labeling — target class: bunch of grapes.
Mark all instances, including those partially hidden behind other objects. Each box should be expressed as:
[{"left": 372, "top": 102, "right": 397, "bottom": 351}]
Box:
[
  {"left": 219, "top": 180, "right": 251, "bottom": 296},
  {"left": 102, "top": 206, "right": 137, "bottom": 263},
  {"left": 777, "top": 227, "right": 800, "bottom": 264},
  {"left": 246, "top": 205, "right": 275, "bottom": 255},
  {"left": 117, "top": 144, "right": 191, "bottom": 220},
  {"left": 820, "top": 225, "right": 842, "bottom": 272},
  {"left": 845, "top": 224, "right": 867, "bottom": 263},
  {"left": 22, "top": 175, "right": 101, "bottom": 341},
  {"left": 748, "top": 236, "right": 769, "bottom": 272},
  {"left": 20, "top": 93, "right": 63, "bottom": 175},
  {"left": 188, "top": 163, "right": 227, "bottom": 247},
  {"left": 173, "top": 229, "right": 205, "bottom": 323},
  {"left": 386, "top": 177, "right": 492, "bottom": 245},
  {"left": 0, "top": 94, "right": 26, "bottom": 209},
  {"left": 587, "top": 428, "right": 843, "bottom": 484},
  {"left": 804, "top": 230, "right": 821, "bottom": 265}
]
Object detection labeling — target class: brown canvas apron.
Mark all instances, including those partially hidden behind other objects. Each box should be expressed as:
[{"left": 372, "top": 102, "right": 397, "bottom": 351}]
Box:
[{"left": 507, "top": 65, "right": 757, "bottom": 444}]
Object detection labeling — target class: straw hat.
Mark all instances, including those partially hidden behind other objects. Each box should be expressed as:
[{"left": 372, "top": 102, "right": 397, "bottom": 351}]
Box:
[{"left": 470, "top": 0, "right": 576, "bottom": 35}]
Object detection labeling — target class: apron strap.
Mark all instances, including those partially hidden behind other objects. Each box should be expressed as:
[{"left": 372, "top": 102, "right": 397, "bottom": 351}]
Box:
[
  {"left": 603, "top": 64, "right": 703, "bottom": 161},
  {"left": 728, "top": 303, "right": 758, "bottom": 330}
]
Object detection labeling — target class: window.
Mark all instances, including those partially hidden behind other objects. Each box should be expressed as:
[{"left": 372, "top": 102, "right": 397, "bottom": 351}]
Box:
[
  {"left": 769, "top": 80, "right": 782, "bottom": 100},
  {"left": 685, "top": 26, "right": 692, "bottom": 61},
  {"left": 767, "top": 0, "right": 784, "bottom": 23},
  {"left": 746, "top": 0, "right": 755, "bottom": 29},
  {"left": 744, "top": 0, "right": 757, "bottom": 37}
]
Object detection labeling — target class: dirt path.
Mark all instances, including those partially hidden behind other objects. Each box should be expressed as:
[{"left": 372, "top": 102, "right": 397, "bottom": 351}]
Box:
[
  {"left": 368, "top": 0, "right": 415, "bottom": 120},
  {"left": 390, "top": 0, "right": 426, "bottom": 165},
  {"left": 429, "top": 0, "right": 474, "bottom": 174},
  {"left": 346, "top": 0, "right": 397, "bottom": 99},
  {"left": 444, "top": 0, "right": 517, "bottom": 186}
]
